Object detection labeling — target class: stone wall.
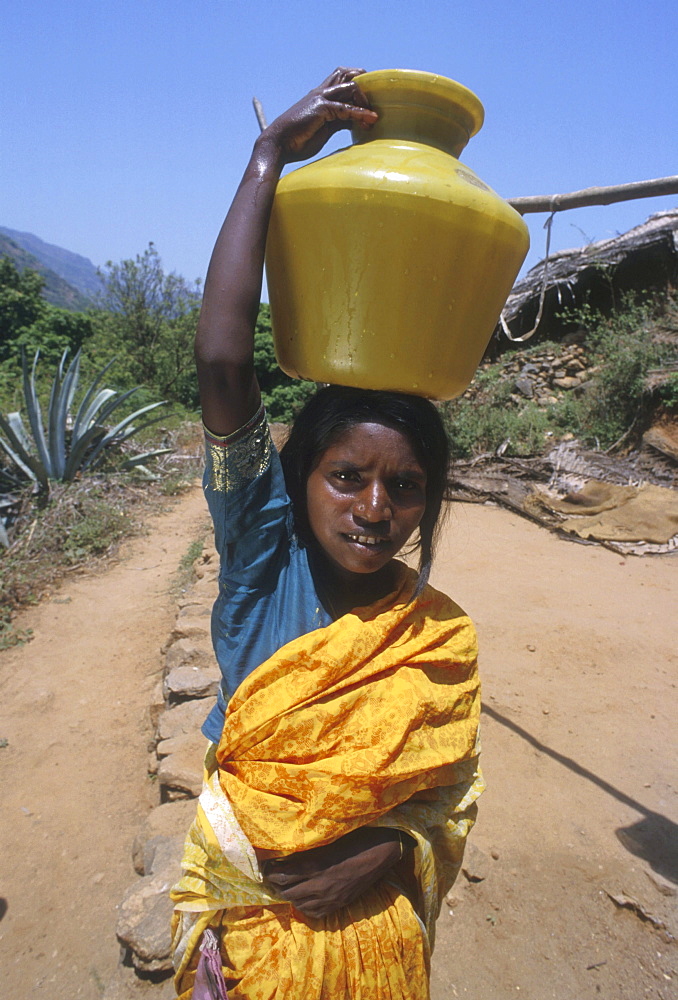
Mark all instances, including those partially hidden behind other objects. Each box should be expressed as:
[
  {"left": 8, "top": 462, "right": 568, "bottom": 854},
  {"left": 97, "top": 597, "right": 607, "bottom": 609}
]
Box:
[
  {"left": 112, "top": 544, "right": 219, "bottom": 988},
  {"left": 468, "top": 337, "right": 597, "bottom": 408}
]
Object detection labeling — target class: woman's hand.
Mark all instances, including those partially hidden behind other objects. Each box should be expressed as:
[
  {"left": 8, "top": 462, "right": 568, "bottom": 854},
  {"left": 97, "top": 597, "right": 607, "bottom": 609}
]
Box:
[
  {"left": 261, "top": 828, "right": 412, "bottom": 919},
  {"left": 258, "top": 67, "right": 378, "bottom": 166}
]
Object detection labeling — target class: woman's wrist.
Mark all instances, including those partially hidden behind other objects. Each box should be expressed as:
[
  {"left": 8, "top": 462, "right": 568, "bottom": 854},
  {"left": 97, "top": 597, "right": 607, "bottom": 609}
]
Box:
[
  {"left": 251, "top": 132, "right": 287, "bottom": 176},
  {"left": 361, "top": 827, "right": 414, "bottom": 863}
]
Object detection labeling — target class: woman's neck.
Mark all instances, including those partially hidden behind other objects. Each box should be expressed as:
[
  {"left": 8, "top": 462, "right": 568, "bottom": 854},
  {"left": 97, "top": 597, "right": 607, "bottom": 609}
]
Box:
[{"left": 311, "top": 550, "right": 402, "bottom": 620}]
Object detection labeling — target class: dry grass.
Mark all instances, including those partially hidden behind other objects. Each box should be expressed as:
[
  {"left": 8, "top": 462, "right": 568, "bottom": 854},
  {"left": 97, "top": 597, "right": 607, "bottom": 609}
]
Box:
[{"left": 0, "top": 421, "right": 204, "bottom": 645}]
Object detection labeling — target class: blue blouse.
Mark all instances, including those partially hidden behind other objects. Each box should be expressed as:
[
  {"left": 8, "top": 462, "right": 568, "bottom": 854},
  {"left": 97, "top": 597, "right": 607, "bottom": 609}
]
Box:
[{"left": 201, "top": 406, "right": 332, "bottom": 742}]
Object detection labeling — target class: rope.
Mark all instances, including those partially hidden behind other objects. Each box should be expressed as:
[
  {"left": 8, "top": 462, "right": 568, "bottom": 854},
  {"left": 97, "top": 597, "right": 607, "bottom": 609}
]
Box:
[{"left": 500, "top": 209, "right": 556, "bottom": 343}]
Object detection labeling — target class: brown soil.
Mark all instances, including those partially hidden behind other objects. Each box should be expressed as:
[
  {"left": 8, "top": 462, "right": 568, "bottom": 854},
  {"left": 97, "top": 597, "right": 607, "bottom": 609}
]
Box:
[{"left": 0, "top": 486, "right": 676, "bottom": 999}]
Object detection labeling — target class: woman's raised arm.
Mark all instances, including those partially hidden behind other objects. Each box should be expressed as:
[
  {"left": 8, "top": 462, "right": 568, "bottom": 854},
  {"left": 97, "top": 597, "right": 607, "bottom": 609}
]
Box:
[{"left": 195, "top": 68, "right": 377, "bottom": 436}]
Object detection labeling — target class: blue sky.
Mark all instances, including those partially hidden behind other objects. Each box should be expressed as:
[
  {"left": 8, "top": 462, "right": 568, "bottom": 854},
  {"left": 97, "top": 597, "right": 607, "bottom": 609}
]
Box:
[{"left": 2, "top": 1, "right": 677, "bottom": 288}]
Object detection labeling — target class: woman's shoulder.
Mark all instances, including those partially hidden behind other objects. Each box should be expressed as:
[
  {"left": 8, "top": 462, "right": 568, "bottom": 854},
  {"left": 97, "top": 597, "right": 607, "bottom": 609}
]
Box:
[
  {"left": 418, "top": 577, "right": 472, "bottom": 625},
  {"left": 386, "top": 563, "right": 469, "bottom": 621},
  {"left": 427, "top": 586, "right": 468, "bottom": 618}
]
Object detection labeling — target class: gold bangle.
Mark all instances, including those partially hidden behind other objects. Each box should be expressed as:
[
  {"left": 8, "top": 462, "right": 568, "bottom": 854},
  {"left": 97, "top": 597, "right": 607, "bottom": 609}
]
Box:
[{"left": 397, "top": 831, "right": 404, "bottom": 861}]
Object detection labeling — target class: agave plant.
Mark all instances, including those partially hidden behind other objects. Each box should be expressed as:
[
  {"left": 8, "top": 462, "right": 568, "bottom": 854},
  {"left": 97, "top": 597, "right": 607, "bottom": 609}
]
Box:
[{"left": 0, "top": 349, "right": 171, "bottom": 496}]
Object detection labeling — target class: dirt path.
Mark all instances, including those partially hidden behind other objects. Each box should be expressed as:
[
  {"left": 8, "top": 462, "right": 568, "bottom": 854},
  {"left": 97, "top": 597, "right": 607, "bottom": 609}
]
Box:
[
  {"left": 0, "top": 487, "right": 675, "bottom": 999},
  {"left": 0, "top": 485, "right": 209, "bottom": 999},
  {"left": 428, "top": 504, "right": 677, "bottom": 1000}
]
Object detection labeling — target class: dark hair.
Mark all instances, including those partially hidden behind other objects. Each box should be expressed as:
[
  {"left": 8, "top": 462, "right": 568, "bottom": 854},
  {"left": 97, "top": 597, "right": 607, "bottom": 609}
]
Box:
[{"left": 279, "top": 385, "right": 450, "bottom": 593}]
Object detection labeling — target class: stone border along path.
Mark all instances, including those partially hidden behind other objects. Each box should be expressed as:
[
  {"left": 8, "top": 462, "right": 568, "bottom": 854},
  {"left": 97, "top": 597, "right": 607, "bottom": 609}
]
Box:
[{"left": 113, "top": 542, "right": 220, "bottom": 989}]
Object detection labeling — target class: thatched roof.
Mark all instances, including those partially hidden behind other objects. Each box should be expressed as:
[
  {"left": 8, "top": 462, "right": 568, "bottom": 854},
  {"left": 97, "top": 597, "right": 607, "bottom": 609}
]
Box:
[{"left": 498, "top": 209, "right": 678, "bottom": 343}]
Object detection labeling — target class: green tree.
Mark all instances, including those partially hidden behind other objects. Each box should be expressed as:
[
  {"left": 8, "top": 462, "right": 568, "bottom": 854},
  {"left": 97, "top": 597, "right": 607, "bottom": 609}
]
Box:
[
  {"left": 96, "top": 243, "right": 201, "bottom": 397},
  {"left": 0, "top": 257, "right": 47, "bottom": 360},
  {"left": 0, "top": 258, "right": 96, "bottom": 412}
]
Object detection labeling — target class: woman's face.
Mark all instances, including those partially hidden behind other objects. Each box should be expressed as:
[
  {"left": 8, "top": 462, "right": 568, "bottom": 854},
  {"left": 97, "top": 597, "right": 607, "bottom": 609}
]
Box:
[{"left": 306, "top": 422, "right": 427, "bottom": 579}]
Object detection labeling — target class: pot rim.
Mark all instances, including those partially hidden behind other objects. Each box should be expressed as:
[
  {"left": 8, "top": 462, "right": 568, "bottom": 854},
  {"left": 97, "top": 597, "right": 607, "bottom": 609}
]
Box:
[{"left": 355, "top": 69, "right": 485, "bottom": 139}]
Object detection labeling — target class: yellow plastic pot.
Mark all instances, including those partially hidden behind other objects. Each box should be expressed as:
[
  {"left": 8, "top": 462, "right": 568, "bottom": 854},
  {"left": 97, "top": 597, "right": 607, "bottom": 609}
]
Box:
[{"left": 266, "top": 69, "right": 529, "bottom": 400}]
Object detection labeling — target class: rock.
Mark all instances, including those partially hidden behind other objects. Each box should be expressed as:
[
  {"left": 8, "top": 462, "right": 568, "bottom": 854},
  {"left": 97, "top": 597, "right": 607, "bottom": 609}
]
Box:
[
  {"left": 157, "top": 745, "right": 204, "bottom": 798},
  {"left": 116, "top": 869, "right": 178, "bottom": 972},
  {"left": 552, "top": 376, "right": 581, "bottom": 390},
  {"left": 170, "top": 617, "right": 211, "bottom": 642},
  {"left": 554, "top": 369, "right": 567, "bottom": 379},
  {"left": 157, "top": 699, "right": 213, "bottom": 741},
  {"left": 117, "top": 830, "right": 188, "bottom": 971},
  {"left": 165, "top": 637, "right": 214, "bottom": 672},
  {"left": 177, "top": 595, "right": 201, "bottom": 609},
  {"left": 176, "top": 603, "right": 211, "bottom": 619},
  {"left": 520, "top": 363, "right": 539, "bottom": 375},
  {"left": 164, "top": 664, "right": 220, "bottom": 701},
  {"left": 132, "top": 800, "right": 197, "bottom": 873},
  {"left": 514, "top": 377, "right": 534, "bottom": 398},
  {"left": 148, "top": 680, "right": 166, "bottom": 730},
  {"left": 140, "top": 834, "right": 186, "bottom": 877},
  {"left": 462, "top": 841, "right": 491, "bottom": 883},
  {"left": 156, "top": 729, "right": 207, "bottom": 760},
  {"left": 194, "top": 563, "right": 211, "bottom": 580},
  {"left": 645, "top": 869, "right": 678, "bottom": 897},
  {"left": 643, "top": 424, "right": 678, "bottom": 463}
]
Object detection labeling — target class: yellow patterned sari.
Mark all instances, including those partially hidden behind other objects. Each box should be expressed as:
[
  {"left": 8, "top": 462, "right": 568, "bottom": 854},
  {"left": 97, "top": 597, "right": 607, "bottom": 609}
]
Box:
[{"left": 171, "top": 568, "right": 483, "bottom": 1000}]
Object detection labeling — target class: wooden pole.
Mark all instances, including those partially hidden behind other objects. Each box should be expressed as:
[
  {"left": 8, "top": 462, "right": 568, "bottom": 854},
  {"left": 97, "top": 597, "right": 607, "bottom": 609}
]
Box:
[
  {"left": 508, "top": 175, "right": 678, "bottom": 214},
  {"left": 252, "top": 97, "right": 268, "bottom": 133}
]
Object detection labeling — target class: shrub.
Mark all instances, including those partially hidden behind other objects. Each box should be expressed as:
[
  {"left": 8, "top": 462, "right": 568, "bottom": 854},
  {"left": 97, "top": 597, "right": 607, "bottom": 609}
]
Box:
[
  {"left": 0, "top": 349, "right": 170, "bottom": 495},
  {"left": 556, "top": 293, "right": 677, "bottom": 447},
  {"left": 443, "top": 394, "right": 551, "bottom": 458}
]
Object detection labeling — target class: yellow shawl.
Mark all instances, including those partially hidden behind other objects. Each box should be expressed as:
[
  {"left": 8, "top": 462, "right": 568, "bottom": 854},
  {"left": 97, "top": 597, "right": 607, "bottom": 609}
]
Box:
[{"left": 172, "top": 570, "right": 483, "bottom": 999}]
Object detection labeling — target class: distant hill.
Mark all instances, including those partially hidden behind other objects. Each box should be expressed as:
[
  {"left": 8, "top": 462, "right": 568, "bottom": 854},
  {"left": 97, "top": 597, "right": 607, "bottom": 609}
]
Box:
[{"left": 0, "top": 226, "right": 102, "bottom": 308}]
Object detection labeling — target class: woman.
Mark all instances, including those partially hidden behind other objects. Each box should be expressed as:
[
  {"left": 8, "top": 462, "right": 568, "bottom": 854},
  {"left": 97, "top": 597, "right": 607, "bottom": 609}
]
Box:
[{"left": 171, "top": 68, "right": 484, "bottom": 1000}]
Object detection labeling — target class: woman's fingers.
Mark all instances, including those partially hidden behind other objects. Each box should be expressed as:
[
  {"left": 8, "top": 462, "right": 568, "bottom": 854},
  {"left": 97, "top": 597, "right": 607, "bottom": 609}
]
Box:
[
  {"left": 265, "top": 869, "right": 307, "bottom": 888},
  {"left": 264, "top": 68, "right": 376, "bottom": 160},
  {"left": 324, "top": 100, "right": 377, "bottom": 123},
  {"left": 319, "top": 66, "right": 366, "bottom": 89},
  {"left": 324, "top": 79, "right": 369, "bottom": 105}
]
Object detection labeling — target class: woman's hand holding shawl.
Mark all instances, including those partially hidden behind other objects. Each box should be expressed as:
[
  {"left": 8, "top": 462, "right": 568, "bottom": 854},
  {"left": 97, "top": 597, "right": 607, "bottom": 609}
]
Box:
[{"left": 261, "top": 829, "right": 411, "bottom": 918}]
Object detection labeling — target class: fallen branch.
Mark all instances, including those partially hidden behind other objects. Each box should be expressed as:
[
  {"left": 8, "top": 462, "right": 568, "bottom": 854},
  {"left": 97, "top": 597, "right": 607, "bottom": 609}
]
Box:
[{"left": 508, "top": 176, "right": 678, "bottom": 215}]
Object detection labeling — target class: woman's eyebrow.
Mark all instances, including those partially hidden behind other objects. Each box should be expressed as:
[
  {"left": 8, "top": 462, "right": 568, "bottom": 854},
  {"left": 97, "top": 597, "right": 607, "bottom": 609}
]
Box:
[
  {"left": 327, "top": 458, "right": 425, "bottom": 479},
  {"left": 326, "top": 459, "right": 360, "bottom": 469}
]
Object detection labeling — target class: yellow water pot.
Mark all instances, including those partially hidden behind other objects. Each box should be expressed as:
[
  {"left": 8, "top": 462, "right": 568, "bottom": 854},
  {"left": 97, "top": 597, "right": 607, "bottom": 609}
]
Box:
[{"left": 266, "top": 69, "right": 529, "bottom": 400}]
